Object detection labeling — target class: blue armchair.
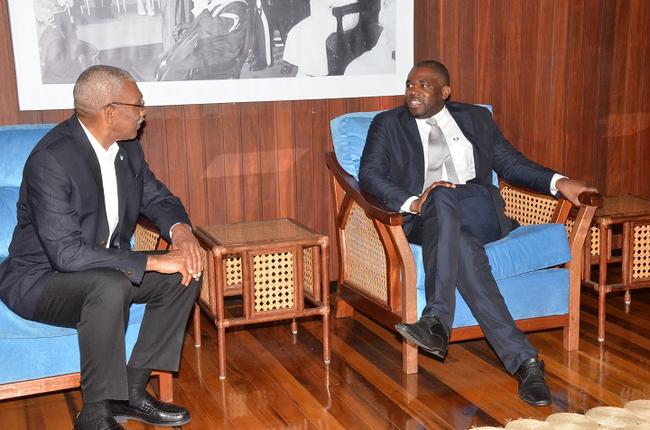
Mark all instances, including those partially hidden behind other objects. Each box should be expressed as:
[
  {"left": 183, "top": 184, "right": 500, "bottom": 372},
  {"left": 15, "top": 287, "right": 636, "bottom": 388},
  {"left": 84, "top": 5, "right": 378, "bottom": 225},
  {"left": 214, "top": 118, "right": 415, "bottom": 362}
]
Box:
[
  {"left": 0, "top": 124, "right": 173, "bottom": 401},
  {"left": 326, "top": 111, "right": 600, "bottom": 373}
]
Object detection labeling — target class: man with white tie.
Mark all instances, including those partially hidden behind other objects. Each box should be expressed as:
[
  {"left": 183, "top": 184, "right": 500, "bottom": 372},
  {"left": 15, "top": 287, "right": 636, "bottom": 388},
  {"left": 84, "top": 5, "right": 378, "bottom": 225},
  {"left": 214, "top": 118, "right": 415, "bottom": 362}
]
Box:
[{"left": 359, "top": 60, "right": 596, "bottom": 407}]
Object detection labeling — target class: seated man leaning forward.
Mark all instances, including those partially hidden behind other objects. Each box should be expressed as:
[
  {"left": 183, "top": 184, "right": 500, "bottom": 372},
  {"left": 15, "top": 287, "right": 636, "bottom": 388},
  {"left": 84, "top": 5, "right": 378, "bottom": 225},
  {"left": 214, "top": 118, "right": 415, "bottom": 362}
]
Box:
[
  {"left": 359, "top": 60, "right": 597, "bottom": 407},
  {"left": 0, "top": 65, "right": 202, "bottom": 430}
]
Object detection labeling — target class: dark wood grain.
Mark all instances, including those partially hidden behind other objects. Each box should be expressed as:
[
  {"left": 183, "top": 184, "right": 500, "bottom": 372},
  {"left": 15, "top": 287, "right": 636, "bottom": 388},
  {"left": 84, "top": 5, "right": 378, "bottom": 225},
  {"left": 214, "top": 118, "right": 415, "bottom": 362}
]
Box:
[
  {"left": 0, "top": 0, "right": 649, "bottom": 280},
  {"left": 4, "top": 289, "right": 650, "bottom": 429}
]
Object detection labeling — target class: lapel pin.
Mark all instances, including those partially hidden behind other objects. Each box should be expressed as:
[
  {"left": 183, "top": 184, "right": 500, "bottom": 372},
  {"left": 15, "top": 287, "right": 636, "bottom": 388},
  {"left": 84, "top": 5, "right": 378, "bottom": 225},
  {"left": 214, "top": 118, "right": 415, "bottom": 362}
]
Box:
[{"left": 120, "top": 155, "right": 124, "bottom": 161}]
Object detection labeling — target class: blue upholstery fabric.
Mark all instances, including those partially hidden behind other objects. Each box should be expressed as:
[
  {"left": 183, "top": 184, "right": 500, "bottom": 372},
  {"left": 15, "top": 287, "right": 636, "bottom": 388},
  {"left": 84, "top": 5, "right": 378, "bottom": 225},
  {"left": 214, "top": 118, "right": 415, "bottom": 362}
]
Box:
[
  {"left": 330, "top": 111, "right": 382, "bottom": 180},
  {"left": 0, "top": 187, "right": 19, "bottom": 260},
  {"left": 330, "top": 109, "right": 571, "bottom": 327},
  {"left": 484, "top": 223, "right": 570, "bottom": 280},
  {"left": 0, "top": 301, "right": 146, "bottom": 383},
  {"left": 0, "top": 123, "right": 146, "bottom": 386},
  {"left": 411, "top": 267, "right": 569, "bottom": 327},
  {"left": 0, "top": 125, "right": 54, "bottom": 187}
]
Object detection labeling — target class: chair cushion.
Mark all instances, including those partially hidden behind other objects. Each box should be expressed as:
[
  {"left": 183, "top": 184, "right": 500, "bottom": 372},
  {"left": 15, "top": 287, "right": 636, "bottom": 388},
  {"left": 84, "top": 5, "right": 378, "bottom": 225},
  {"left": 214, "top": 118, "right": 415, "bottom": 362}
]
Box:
[
  {"left": 484, "top": 223, "right": 570, "bottom": 280},
  {"left": 0, "top": 187, "right": 19, "bottom": 261},
  {"left": 0, "top": 301, "right": 146, "bottom": 384},
  {"left": 0, "top": 124, "right": 54, "bottom": 188},
  {"left": 414, "top": 268, "right": 569, "bottom": 327},
  {"left": 410, "top": 223, "right": 571, "bottom": 326}
]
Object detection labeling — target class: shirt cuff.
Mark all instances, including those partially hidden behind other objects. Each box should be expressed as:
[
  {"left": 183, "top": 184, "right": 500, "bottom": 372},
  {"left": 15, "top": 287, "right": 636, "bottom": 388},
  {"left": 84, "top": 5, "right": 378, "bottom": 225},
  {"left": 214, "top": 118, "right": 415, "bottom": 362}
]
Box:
[
  {"left": 169, "top": 222, "right": 191, "bottom": 241},
  {"left": 401, "top": 196, "right": 419, "bottom": 214},
  {"left": 550, "top": 173, "right": 567, "bottom": 196}
]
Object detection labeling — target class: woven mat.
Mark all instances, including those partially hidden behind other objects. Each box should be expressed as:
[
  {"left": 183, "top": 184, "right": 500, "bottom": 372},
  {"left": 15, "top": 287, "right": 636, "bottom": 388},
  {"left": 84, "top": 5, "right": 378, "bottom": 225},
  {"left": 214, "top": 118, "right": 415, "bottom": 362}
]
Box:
[{"left": 471, "top": 400, "right": 650, "bottom": 429}]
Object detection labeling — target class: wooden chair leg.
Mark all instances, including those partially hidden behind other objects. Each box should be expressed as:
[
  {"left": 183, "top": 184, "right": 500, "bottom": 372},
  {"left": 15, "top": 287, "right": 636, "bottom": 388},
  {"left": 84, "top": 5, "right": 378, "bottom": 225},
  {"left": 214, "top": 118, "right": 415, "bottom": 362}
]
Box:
[
  {"left": 403, "top": 340, "right": 418, "bottom": 374},
  {"left": 193, "top": 303, "right": 202, "bottom": 347},
  {"left": 335, "top": 295, "right": 354, "bottom": 318}
]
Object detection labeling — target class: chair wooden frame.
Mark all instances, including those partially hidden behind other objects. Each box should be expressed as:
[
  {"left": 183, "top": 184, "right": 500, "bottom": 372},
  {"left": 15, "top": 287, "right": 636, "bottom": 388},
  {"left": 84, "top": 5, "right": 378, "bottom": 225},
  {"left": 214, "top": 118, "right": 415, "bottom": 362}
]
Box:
[
  {"left": 0, "top": 219, "right": 173, "bottom": 402},
  {"left": 326, "top": 151, "right": 602, "bottom": 374}
]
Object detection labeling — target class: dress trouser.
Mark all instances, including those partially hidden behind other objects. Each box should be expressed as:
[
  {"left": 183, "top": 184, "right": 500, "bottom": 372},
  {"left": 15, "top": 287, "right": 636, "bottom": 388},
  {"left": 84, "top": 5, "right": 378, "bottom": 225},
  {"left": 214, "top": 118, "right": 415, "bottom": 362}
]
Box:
[
  {"left": 32, "top": 267, "right": 200, "bottom": 402},
  {"left": 406, "top": 184, "right": 537, "bottom": 374}
]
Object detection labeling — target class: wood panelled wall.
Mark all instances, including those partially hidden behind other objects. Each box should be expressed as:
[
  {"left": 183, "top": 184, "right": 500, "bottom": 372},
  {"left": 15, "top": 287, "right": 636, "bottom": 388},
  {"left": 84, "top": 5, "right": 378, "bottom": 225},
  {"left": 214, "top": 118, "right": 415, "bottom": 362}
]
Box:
[{"left": 1, "top": 0, "right": 649, "bottom": 275}]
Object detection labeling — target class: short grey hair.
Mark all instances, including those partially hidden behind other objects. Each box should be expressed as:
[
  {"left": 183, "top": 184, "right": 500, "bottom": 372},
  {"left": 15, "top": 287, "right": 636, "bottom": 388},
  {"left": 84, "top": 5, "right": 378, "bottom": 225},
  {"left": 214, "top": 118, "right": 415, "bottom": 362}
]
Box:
[{"left": 73, "top": 65, "right": 135, "bottom": 116}]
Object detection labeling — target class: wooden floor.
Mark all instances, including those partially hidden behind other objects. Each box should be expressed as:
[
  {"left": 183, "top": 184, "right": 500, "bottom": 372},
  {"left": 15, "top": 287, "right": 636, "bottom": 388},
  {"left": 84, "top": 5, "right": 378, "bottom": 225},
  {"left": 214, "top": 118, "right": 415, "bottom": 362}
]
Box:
[{"left": 2, "top": 288, "right": 650, "bottom": 430}]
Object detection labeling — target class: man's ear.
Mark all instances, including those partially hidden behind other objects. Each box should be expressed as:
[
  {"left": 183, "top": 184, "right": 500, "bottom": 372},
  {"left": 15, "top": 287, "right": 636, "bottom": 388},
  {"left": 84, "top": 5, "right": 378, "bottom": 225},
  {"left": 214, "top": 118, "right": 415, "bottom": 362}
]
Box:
[
  {"left": 442, "top": 85, "right": 452, "bottom": 100},
  {"left": 103, "top": 105, "right": 115, "bottom": 124}
]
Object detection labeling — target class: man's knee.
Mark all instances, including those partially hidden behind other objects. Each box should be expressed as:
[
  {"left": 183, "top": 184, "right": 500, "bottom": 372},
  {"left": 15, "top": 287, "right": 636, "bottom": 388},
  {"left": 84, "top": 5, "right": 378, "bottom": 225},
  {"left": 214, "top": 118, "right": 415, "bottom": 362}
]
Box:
[
  {"left": 84, "top": 269, "right": 133, "bottom": 307},
  {"left": 421, "top": 186, "right": 458, "bottom": 216}
]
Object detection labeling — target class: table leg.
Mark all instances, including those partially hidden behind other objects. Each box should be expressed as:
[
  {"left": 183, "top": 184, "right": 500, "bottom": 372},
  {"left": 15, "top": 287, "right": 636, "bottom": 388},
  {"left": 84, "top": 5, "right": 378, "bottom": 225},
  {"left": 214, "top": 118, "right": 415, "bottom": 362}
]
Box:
[
  {"left": 291, "top": 319, "right": 298, "bottom": 334},
  {"left": 193, "top": 303, "right": 202, "bottom": 347},
  {"left": 217, "top": 321, "right": 226, "bottom": 380},
  {"left": 597, "top": 224, "right": 608, "bottom": 342},
  {"left": 215, "top": 254, "right": 227, "bottom": 379},
  {"left": 320, "top": 240, "right": 331, "bottom": 364},
  {"left": 598, "top": 288, "right": 606, "bottom": 342}
]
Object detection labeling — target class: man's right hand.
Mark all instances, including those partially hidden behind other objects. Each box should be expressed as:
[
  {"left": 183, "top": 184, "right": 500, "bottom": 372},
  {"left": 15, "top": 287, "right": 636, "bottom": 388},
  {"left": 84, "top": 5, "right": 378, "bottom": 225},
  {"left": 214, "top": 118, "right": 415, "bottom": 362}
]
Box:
[
  {"left": 146, "top": 251, "right": 193, "bottom": 286},
  {"left": 410, "top": 181, "right": 456, "bottom": 214}
]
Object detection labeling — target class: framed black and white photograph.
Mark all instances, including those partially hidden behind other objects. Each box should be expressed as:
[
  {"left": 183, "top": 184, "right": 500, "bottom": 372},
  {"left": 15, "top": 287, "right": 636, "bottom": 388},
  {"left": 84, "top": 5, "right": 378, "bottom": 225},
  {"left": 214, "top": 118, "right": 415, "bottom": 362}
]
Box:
[{"left": 8, "top": 0, "right": 413, "bottom": 110}]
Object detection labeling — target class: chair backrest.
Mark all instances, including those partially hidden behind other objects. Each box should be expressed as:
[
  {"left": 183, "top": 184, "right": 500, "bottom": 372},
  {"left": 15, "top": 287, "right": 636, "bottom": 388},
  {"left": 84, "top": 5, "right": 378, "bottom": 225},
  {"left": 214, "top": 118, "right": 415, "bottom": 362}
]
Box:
[
  {"left": 329, "top": 105, "right": 494, "bottom": 183},
  {"left": 0, "top": 125, "right": 55, "bottom": 188},
  {"left": 0, "top": 124, "right": 55, "bottom": 261}
]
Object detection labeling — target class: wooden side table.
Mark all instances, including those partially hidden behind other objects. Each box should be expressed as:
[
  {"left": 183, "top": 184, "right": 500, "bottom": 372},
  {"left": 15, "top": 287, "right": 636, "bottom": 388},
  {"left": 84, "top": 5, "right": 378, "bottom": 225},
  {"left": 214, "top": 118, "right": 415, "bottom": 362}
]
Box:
[
  {"left": 581, "top": 196, "right": 650, "bottom": 341},
  {"left": 193, "top": 218, "right": 330, "bottom": 379}
]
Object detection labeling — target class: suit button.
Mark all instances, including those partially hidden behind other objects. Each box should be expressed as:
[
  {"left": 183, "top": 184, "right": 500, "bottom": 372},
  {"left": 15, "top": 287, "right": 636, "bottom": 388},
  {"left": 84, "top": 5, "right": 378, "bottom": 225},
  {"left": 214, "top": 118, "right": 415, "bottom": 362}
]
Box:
[
  {"left": 100, "top": 240, "right": 107, "bottom": 246},
  {"left": 126, "top": 271, "right": 133, "bottom": 276}
]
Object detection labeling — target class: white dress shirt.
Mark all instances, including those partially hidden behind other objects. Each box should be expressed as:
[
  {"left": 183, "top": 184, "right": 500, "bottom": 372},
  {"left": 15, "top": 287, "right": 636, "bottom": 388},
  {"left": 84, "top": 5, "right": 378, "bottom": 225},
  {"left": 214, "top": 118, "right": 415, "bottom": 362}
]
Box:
[
  {"left": 79, "top": 119, "right": 120, "bottom": 247},
  {"left": 401, "top": 107, "right": 564, "bottom": 213}
]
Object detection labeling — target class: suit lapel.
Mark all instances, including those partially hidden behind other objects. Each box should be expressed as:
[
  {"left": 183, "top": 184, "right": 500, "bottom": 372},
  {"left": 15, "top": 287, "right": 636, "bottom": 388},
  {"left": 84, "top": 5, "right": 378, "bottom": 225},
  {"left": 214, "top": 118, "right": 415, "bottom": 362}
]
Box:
[
  {"left": 69, "top": 115, "right": 110, "bottom": 242},
  {"left": 398, "top": 107, "right": 426, "bottom": 186}
]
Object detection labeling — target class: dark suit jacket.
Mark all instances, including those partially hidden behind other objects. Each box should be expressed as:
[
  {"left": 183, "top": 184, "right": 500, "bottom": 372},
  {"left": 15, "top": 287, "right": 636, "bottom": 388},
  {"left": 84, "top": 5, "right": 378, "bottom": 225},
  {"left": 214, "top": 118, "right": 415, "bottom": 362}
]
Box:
[
  {"left": 358, "top": 102, "right": 557, "bottom": 235},
  {"left": 0, "top": 115, "right": 190, "bottom": 319}
]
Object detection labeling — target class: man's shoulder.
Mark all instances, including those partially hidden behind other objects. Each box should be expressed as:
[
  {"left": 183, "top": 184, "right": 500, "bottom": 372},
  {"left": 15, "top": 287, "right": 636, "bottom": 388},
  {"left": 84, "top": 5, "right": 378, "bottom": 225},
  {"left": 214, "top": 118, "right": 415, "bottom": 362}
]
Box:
[
  {"left": 373, "top": 105, "right": 409, "bottom": 124},
  {"left": 446, "top": 101, "right": 491, "bottom": 114}
]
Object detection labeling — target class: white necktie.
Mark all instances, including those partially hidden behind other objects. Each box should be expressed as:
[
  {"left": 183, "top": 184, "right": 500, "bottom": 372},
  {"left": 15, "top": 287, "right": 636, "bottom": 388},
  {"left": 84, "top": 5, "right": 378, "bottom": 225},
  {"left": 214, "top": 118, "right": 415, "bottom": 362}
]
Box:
[{"left": 423, "top": 118, "right": 459, "bottom": 191}]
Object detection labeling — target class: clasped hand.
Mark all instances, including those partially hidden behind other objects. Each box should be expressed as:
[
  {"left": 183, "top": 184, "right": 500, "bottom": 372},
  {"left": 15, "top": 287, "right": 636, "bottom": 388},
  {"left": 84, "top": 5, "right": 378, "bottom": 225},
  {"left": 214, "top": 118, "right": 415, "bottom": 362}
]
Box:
[{"left": 146, "top": 224, "right": 204, "bottom": 286}]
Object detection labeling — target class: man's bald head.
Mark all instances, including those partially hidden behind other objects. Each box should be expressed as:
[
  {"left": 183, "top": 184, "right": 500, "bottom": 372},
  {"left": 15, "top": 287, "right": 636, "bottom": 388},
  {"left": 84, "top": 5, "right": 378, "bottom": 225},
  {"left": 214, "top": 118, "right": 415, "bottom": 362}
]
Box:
[{"left": 73, "top": 65, "right": 135, "bottom": 117}]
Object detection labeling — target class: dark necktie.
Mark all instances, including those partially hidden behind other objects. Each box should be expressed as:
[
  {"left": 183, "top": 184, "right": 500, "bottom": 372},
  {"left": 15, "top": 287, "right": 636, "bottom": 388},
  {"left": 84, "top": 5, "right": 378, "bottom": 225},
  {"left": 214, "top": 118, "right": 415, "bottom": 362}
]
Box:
[{"left": 423, "top": 118, "right": 459, "bottom": 191}]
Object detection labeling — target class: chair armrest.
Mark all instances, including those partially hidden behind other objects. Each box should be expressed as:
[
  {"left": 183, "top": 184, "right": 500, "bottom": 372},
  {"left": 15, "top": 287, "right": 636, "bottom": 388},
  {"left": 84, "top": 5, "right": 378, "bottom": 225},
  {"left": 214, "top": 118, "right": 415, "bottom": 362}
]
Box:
[
  {"left": 326, "top": 152, "right": 404, "bottom": 226},
  {"left": 578, "top": 191, "right": 603, "bottom": 207}
]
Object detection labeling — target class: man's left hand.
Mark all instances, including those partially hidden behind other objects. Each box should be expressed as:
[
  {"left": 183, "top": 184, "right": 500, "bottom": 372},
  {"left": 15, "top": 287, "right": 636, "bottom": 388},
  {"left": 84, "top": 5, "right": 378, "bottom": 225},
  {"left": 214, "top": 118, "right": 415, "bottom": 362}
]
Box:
[
  {"left": 556, "top": 178, "right": 598, "bottom": 207},
  {"left": 171, "top": 223, "right": 203, "bottom": 281}
]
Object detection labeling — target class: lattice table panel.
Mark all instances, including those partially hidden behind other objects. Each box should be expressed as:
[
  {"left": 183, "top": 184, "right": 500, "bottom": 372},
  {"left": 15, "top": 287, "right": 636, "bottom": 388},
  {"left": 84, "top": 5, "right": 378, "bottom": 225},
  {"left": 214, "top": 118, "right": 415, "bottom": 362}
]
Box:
[
  {"left": 632, "top": 224, "right": 650, "bottom": 280},
  {"left": 303, "top": 247, "right": 314, "bottom": 298},
  {"left": 252, "top": 251, "right": 295, "bottom": 312}
]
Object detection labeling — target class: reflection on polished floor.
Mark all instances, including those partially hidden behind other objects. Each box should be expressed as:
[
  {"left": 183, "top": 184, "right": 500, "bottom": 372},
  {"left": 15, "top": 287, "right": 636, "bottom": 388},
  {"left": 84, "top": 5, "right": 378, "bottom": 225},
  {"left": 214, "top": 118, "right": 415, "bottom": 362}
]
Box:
[{"left": 2, "top": 289, "right": 650, "bottom": 429}]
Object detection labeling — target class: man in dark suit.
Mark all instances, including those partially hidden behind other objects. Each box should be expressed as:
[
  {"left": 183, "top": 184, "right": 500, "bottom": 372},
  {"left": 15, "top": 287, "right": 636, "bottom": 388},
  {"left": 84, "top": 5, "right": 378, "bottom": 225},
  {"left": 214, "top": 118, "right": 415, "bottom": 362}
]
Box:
[
  {"left": 0, "top": 65, "right": 202, "bottom": 430},
  {"left": 359, "top": 60, "right": 596, "bottom": 407}
]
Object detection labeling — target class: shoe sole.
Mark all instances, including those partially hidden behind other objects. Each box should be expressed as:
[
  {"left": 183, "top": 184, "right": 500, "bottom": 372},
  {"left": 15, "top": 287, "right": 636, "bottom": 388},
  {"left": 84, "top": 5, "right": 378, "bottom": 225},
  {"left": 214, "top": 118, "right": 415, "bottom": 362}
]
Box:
[
  {"left": 113, "top": 415, "right": 191, "bottom": 427},
  {"left": 518, "top": 396, "right": 552, "bottom": 407},
  {"left": 395, "top": 324, "right": 447, "bottom": 360}
]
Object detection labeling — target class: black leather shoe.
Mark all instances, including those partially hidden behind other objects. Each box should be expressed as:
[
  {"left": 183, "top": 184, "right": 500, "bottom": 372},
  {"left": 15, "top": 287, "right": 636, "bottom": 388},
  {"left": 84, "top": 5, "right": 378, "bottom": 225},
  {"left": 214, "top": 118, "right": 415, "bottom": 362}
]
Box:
[
  {"left": 111, "top": 393, "right": 191, "bottom": 427},
  {"left": 73, "top": 413, "right": 124, "bottom": 430},
  {"left": 515, "top": 357, "right": 552, "bottom": 407},
  {"left": 395, "top": 315, "right": 449, "bottom": 359}
]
